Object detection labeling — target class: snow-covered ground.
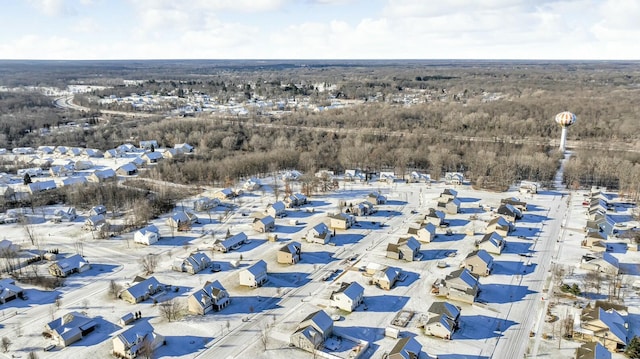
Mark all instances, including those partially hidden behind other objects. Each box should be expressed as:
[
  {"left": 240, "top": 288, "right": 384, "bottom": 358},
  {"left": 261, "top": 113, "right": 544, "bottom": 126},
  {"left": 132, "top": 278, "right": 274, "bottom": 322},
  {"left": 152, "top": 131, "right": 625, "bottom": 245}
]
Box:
[{"left": 0, "top": 161, "right": 637, "bottom": 358}]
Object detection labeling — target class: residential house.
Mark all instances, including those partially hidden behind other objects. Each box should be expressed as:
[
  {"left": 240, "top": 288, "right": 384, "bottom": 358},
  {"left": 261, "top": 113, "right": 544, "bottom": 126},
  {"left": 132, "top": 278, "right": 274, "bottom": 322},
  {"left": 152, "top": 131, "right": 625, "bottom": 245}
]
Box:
[
  {"left": 580, "top": 253, "right": 619, "bottom": 275},
  {"left": 87, "top": 168, "right": 116, "bottom": 183},
  {"left": 166, "top": 211, "right": 198, "bottom": 230},
  {"left": 496, "top": 204, "right": 522, "bottom": 223},
  {"left": 501, "top": 197, "right": 528, "bottom": 212},
  {"left": 388, "top": 337, "right": 422, "bottom": 359},
  {"left": 519, "top": 181, "right": 538, "bottom": 194},
  {"left": 444, "top": 172, "right": 464, "bottom": 185},
  {"left": 0, "top": 278, "right": 24, "bottom": 304},
  {"left": 172, "top": 252, "right": 211, "bottom": 274},
  {"left": 278, "top": 241, "right": 302, "bottom": 264},
  {"left": 243, "top": 177, "right": 261, "bottom": 191},
  {"left": 160, "top": 148, "right": 179, "bottom": 159},
  {"left": 305, "top": 222, "right": 332, "bottom": 244},
  {"left": 330, "top": 281, "right": 364, "bottom": 312},
  {"left": 290, "top": 310, "right": 334, "bottom": 352},
  {"left": 188, "top": 280, "right": 230, "bottom": 315},
  {"left": 477, "top": 232, "right": 506, "bottom": 255},
  {"left": 578, "top": 305, "right": 628, "bottom": 352},
  {"left": 45, "top": 312, "right": 97, "bottom": 347},
  {"left": 119, "top": 276, "right": 163, "bottom": 304},
  {"left": 53, "top": 207, "right": 77, "bottom": 222},
  {"left": 410, "top": 171, "right": 431, "bottom": 183},
  {"left": 439, "top": 188, "right": 458, "bottom": 202},
  {"left": 141, "top": 151, "right": 163, "bottom": 164},
  {"left": 285, "top": 193, "right": 308, "bottom": 208},
  {"left": 212, "top": 232, "right": 248, "bottom": 252},
  {"left": 193, "top": 196, "right": 220, "bottom": 211},
  {"left": 134, "top": 225, "right": 160, "bottom": 245},
  {"left": 574, "top": 342, "right": 611, "bottom": 359},
  {"left": 27, "top": 180, "right": 57, "bottom": 194},
  {"left": 104, "top": 149, "right": 120, "bottom": 159},
  {"left": 112, "top": 321, "right": 164, "bottom": 359},
  {"left": 239, "top": 260, "right": 268, "bottom": 287},
  {"left": 462, "top": 250, "right": 494, "bottom": 276},
  {"left": 54, "top": 146, "right": 68, "bottom": 156},
  {"left": 0, "top": 186, "right": 15, "bottom": 201},
  {"left": 83, "top": 214, "right": 106, "bottom": 231},
  {"left": 585, "top": 213, "right": 615, "bottom": 238},
  {"left": 69, "top": 147, "right": 84, "bottom": 157},
  {"left": 486, "top": 216, "right": 513, "bottom": 237},
  {"left": 117, "top": 143, "right": 138, "bottom": 153},
  {"left": 367, "top": 192, "right": 387, "bottom": 205},
  {"left": 253, "top": 215, "right": 275, "bottom": 233},
  {"left": 48, "top": 254, "right": 90, "bottom": 277},
  {"left": 407, "top": 222, "right": 437, "bottom": 243},
  {"left": 74, "top": 160, "right": 94, "bottom": 170},
  {"left": 130, "top": 156, "right": 145, "bottom": 168},
  {"left": 116, "top": 162, "right": 138, "bottom": 176},
  {"left": 438, "top": 198, "right": 461, "bottom": 215},
  {"left": 213, "top": 188, "right": 236, "bottom": 201},
  {"left": 55, "top": 176, "right": 88, "bottom": 188},
  {"left": 372, "top": 267, "right": 401, "bottom": 291},
  {"left": 37, "top": 145, "right": 54, "bottom": 155},
  {"left": 433, "top": 268, "right": 479, "bottom": 304},
  {"left": 386, "top": 236, "right": 421, "bottom": 262},
  {"left": 89, "top": 205, "right": 107, "bottom": 216},
  {"left": 174, "top": 143, "right": 194, "bottom": 153},
  {"left": 425, "top": 208, "right": 446, "bottom": 226},
  {"left": 426, "top": 301, "right": 461, "bottom": 327},
  {"left": 83, "top": 148, "right": 103, "bottom": 158},
  {"left": 424, "top": 313, "right": 457, "bottom": 340},
  {"left": 49, "top": 165, "right": 74, "bottom": 177},
  {"left": 139, "top": 140, "right": 158, "bottom": 150},
  {"left": 328, "top": 212, "right": 355, "bottom": 230},
  {"left": 266, "top": 201, "right": 287, "bottom": 218}
]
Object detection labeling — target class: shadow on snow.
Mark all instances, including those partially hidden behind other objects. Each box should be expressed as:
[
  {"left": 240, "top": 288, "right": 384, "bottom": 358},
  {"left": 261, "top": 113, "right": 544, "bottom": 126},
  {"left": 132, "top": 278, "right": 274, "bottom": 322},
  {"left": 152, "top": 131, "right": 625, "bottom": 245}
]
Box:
[
  {"left": 421, "top": 249, "right": 457, "bottom": 261},
  {"left": 477, "top": 283, "right": 537, "bottom": 304},
  {"left": 263, "top": 272, "right": 310, "bottom": 288},
  {"left": 363, "top": 295, "right": 409, "bottom": 312},
  {"left": 331, "top": 234, "right": 365, "bottom": 246},
  {"left": 454, "top": 314, "right": 517, "bottom": 340},
  {"left": 492, "top": 261, "right": 537, "bottom": 276}
]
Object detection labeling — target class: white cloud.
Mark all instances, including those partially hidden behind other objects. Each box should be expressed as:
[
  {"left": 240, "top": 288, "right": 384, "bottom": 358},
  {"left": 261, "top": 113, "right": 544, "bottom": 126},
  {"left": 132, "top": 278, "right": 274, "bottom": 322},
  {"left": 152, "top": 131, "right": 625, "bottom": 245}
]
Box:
[{"left": 27, "top": 0, "right": 77, "bottom": 16}]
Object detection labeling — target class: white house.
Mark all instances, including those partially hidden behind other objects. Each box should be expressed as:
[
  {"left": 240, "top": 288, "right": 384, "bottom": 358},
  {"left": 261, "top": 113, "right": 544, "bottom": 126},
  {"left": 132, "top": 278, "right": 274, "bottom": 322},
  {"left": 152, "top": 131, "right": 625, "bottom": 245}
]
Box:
[
  {"left": 330, "top": 281, "right": 364, "bottom": 312},
  {"left": 134, "top": 225, "right": 160, "bottom": 245},
  {"left": 239, "top": 260, "right": 268, "bottom": 287}
]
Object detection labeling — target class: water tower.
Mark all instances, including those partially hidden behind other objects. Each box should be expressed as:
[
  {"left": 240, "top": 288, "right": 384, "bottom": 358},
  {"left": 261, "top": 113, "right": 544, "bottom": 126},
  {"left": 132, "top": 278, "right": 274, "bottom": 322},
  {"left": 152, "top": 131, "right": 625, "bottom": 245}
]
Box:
[{"left": 554, "top": 111, "right": 576, "bottom": 152}]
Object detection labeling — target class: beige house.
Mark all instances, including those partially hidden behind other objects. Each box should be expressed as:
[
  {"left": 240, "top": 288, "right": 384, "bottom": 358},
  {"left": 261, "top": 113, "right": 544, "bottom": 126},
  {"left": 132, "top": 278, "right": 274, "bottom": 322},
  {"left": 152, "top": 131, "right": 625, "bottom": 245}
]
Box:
[
  {"left": 386, "top": 236, "right": 421, "bottom": 262},
  {"left": 388, "top": 337, "right": 422, "bottom": 359},
  {"left": 187, "top": 280, "right": 230, "bottom": 315},
  {"left": 239, "top": 260, "right": 268, "bottom": 287},
  {"left": 407, "top": 222, "right": 436, "bottom": 243},
  {"left": 112, "top": 322, "right": 164, "bottom": 359},
  {"left": 577, "top": 305, "right": 628, "bottom": 352},
  {"left": 330, "top": 282, "right": 364, "bottom": 312},
  {"left": 433, "top": 268, "right": 479, "bottom": 304},
  {"left": 574, "top": 342, "right": 611, "bottom": 359},
  {"left": 45, "top": 312, "right": 97, "bottom": 347},
  {"left": 290, "top": 310, "right": 333, "bottom": 353},
  {"left": 423, "top": 301, "right": 461, "bottom": 340},
  {"left": 277, "top": 241, "right": 302, "bottom": 264},
  {"left": 462, "top": 249, "right": 494, "bottom": 276},
  {"left": 486, "top": 216, "right": 512, "bottom": 237},
  {"left": 329, "top": 213, "right": 355, "bottom": 230},
  {"left": 580, "top": 253, "right": 619, "bottom": 275},
  {"left": 253, "top": 215, "right": 275, "bottom": 233},
  {"left": 305, "top": 222, "right": 332, "bottom": 244},
  {"left": 477, "top": 232, "right": 505, "bottom": 255},
  {"left": 372, "top": 267, "right": 401, "bottom": 291}
]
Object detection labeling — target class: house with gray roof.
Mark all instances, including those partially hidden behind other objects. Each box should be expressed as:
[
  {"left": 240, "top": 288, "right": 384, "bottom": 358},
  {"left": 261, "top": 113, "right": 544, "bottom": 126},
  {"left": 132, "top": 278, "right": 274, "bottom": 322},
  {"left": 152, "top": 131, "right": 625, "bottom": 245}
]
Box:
[
  {"left": 372, "top": 267, "right": 401, "bottom": 291},
  {"left": 386, "top": 236, "right": 422, "bottom": 262},
  {"left": 188, "top": 280, "right": 230, "bottom": 315},
  {"left": 407, "top": 222, "right": 436, "bottom": 243},
  {"left": 0, "top": 278, "right": 24, "bottom": 304},
  {"left": 425, "top": 208, "right": 446, "bottom": 226},
  {"left": 116, "top": 162, "right": 138, "bottom": 176},
  {"left": 433, "top": 268, "right": 479, "bottom": 304},
  {"left": 305, "top": 222, "right": 332, "bottom": 244},
  {"left": 423, "top": 301, "right": 461, "bottom": 340},
  {"left": 477, "top": 231, "right": 506, "bottom": 255},
  {"left": 212, "top": 232, "right": 249, "bottom": 252},
  {"left": 278, "top": 241, "right": 302, "bottom": 264},
  {"left": 239, "top": 260, "right": 268, "bottom": 287},
  {"left": 290, "top": 310, "right": 334, "bottom": 352},
  {"left": 330, "top": 281, "right": 364, "bottom": 312},
  {"left": 580, "top": 252, "right": 619, "bottom": 275},
  {"left": 45, "top": 311, "right": 97, "bottom": 347},
  {"left": 486, "top": 216, "right": 513, "bottom": 237},
  {"left": 119, "top": 276, "right": 164, "bottom": 304},
  {"left": 48, "top": 254, "right": 90, "bottom": 277},
  {"left": 112, "top": 321, "right": 164, "bottom": 359},
  {"left": 388, "top": 336, "right": 422, "bottom": 359},
  {"left": 462, "top": 249, "right": 494, "bottom": 276},
  {"left": 578, "top": 306, "right": 628, "bottom": 352},
  {"left": 172, "top": 252, "right": 211, "bottom": 274}
]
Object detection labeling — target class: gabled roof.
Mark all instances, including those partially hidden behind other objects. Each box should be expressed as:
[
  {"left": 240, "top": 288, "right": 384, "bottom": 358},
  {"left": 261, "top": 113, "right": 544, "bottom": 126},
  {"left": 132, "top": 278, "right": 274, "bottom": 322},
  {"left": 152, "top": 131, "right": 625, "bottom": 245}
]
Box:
[
  {"left": 575, "top": 342, "right": 611, "bottom": 359},
  {"left": 581, "top": 307, "right": 628, "bottom": 345},
  {"left": 116, "top": 321, "right": 155, "bottom": 347},
  {"left": 479, "top": 232, "right": 504, "bottom": 247},
  {"left": 465, "top": 249, "right": 494, "bottom": 265},
  {"left": 125, "top": 276, "right": 161, "bottom": 300},
  {"left": 280, "top": 241, "right": 301, "bottom": 254},
  {"left": 117, "top": 162, "right": 138, "bottom": 173},
  {"left": 269, "top": 201, "right": 286, "bottom": 212},
  {"left": 332, "top": 281, "right": 364, "bottom": 300},
  {"left": 428, "top": 301, "right": 461, "bottom": 321},
  {"left": 426, "top": 313, "right": 456, "bottom": 333},
  {"left": 426, "top": 208, "right": 445, "bottom": 219},
  {"left": 54, "top": 254, "right": 89, "bottom": 271},
  {"left": 92, "top": 168, "right": 116, "bottom": 179},
  {"left": 47, "top": 311, "right": 96, "bottom": 343},
  {"left": 488, "top": 216, "right": 510, "bottom": 228},
  {"left": 397, "top": 236, "right": 421, "bottom": 251},
  {"left": 445, "top": 268, "right": 479, "bottom": 289},
  {"left": 389, "top": 336, "right": 422, "bottom": 359},
  {"left": 245, "top": 260, "right": 267, "bottom": 277},
  {"left": 297, "top": 309, "right": 333, "bottom": 335}
]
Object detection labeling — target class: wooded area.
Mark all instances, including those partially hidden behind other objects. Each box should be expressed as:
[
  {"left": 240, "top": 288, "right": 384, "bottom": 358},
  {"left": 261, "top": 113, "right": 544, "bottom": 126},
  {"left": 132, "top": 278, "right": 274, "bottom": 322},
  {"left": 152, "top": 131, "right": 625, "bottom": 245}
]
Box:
[{"left": 1, "top": 60, "right": 639, "bottom": 195}]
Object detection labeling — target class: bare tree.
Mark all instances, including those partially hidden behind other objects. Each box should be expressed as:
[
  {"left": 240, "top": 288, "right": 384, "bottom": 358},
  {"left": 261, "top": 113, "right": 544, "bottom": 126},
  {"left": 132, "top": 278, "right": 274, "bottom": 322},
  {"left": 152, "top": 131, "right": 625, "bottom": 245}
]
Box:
[
  {"left": 137, "top": 337, "right": 155, "bottom": 359},
  {"left": 22, "top": 220, "right": 40, "bottom": 249},
  {"left": 260, "top": 324, "right": 269, "bottom": 350},
  {"left": 108, "top": 279, "right": 122, "bottom": 300},
  {"left": 1, "top": 337, "right": 11, "bottom": 352},
  {"left": 158, "top": 297, "right": 185, "bottom": 322},
  {"left": 27, "top": 352, "right": 38, "bottom": 359},
  {"left": 139, "top": 254, "right": 158, "bottom": 275}
]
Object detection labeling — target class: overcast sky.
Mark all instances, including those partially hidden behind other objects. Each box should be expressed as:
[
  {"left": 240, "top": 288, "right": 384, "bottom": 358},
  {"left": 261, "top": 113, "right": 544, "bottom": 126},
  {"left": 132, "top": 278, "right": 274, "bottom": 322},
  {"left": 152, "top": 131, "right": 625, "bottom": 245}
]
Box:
[{"left": 0, "top": 0, "right": 638, "bottom": 60}]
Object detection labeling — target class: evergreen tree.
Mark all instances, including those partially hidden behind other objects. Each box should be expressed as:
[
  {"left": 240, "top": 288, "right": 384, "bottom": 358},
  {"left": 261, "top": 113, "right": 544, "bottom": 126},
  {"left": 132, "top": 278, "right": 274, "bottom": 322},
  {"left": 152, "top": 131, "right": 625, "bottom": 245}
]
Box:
[
  {"left": 23, "top": 173, "right": 32, "bottom": 185},
  {"left": 626, "top": 336, "right": 640, "bottom": 358}
]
